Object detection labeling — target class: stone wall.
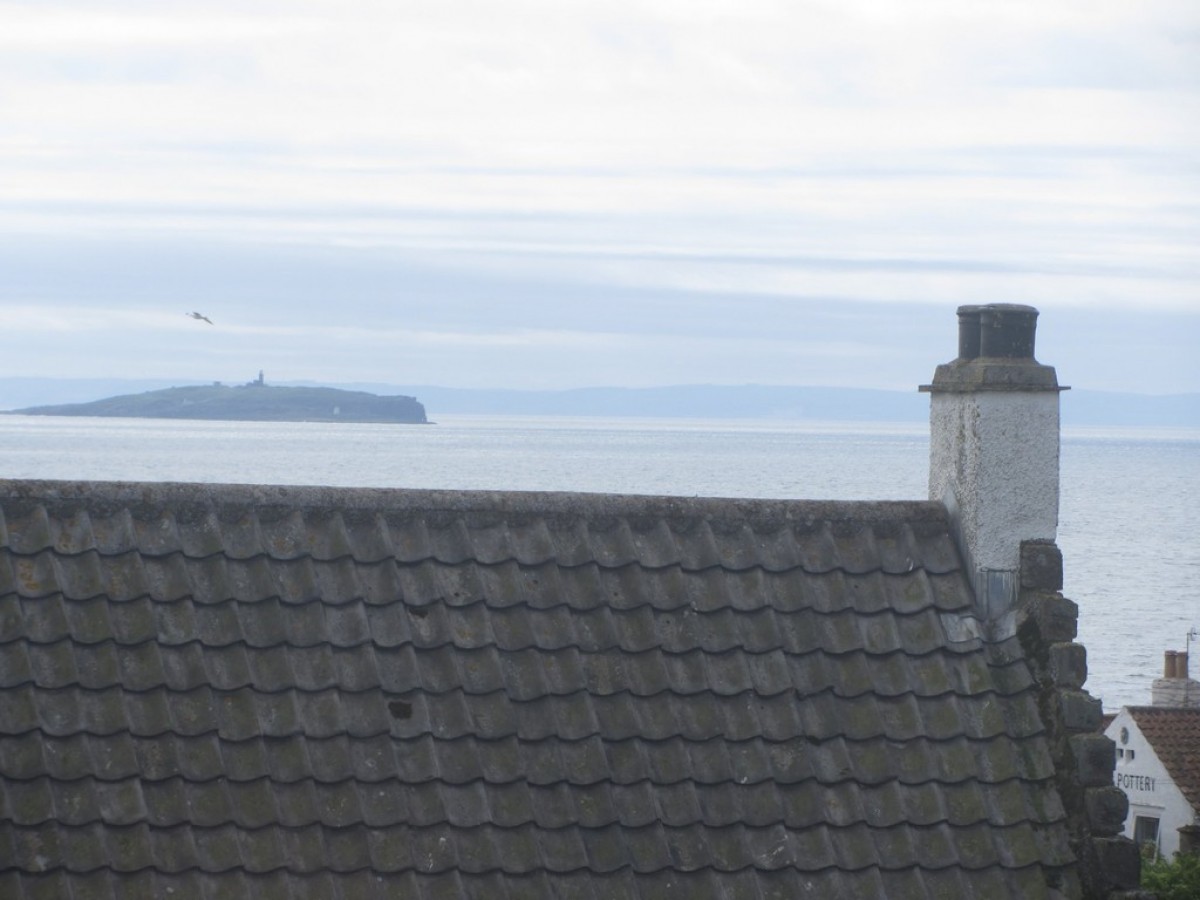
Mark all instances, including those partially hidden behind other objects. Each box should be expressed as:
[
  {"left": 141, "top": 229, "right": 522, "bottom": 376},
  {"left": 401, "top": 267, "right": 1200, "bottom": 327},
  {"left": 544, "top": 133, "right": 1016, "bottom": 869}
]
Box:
[{"left": 1015, "top": 540, "right": 1151, "bottom": 899}]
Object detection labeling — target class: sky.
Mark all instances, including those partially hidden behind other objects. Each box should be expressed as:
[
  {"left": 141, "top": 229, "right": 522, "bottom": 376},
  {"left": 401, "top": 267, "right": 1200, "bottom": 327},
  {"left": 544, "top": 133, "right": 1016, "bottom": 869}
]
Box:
[{"left": 1, "top": 0, "right": 1198, "bottom": 394}]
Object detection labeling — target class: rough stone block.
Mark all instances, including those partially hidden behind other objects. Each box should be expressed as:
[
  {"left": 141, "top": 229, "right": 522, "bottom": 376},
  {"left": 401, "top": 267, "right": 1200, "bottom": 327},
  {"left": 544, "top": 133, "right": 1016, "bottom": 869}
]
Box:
[
  {"left": 1092, "top": 836, "right": 1141, "bottom": 891},
  {"left": 1021, "top": 540, "right": 1063, "bottom": 591},
  {"left": 1058, "top": 690, "right": 1102, "bottom": 733},
  {"left": 1019, "top": 592, "right": 1079, "bottom": 643},
  {"left": 1071, "top": 733, "right": 1116, "bottom": 786},
  {"left": 1085, "top": 786, "right": 1129, "bottom": 836},
  {"left": 1049, "top": 643, "right": 1088, "bottom": 689}
]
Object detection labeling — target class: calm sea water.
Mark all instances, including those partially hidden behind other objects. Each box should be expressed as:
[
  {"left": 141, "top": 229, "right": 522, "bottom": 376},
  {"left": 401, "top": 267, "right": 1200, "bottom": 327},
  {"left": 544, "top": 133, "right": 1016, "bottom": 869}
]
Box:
[{"left": 1, "top": 413, "right": 1197, "bottom": 711}]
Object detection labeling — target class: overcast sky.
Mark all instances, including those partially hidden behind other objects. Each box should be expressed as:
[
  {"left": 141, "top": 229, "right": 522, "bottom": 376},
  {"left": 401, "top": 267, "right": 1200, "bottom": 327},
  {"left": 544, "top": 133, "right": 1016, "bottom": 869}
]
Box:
[{"left": 2, "top": 0, "right": 1197, "bottom": 393}]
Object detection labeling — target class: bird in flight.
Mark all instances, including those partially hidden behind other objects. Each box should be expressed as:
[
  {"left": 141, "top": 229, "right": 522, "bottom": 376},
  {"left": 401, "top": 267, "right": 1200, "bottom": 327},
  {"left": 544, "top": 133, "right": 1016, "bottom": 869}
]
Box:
[{"left": 187, "top": 312, "right": 214, "bottom": 324}]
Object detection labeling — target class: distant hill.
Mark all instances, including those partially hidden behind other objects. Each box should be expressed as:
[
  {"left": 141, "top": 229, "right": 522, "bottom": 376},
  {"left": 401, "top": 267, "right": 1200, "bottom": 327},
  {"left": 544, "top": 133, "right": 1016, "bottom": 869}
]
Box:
[
  {"left": 365, "top": 384, "right": 931, "bottom": 421},
  {"left": 311, "top": 383, "right": 1200, "bottom": 428},
  {"left": 6, "top": 382, "right": 428, "bottom": 424},
  {"left": 1, "top": 378, "right": 1196, "bottom": 428}
]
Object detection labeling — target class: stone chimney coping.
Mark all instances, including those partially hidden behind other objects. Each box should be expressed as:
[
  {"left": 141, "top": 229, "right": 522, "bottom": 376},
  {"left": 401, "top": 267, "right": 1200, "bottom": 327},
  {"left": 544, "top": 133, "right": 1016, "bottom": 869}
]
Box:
[{"left": 920, "top": 358, "right": 1066, "bottom": 393}]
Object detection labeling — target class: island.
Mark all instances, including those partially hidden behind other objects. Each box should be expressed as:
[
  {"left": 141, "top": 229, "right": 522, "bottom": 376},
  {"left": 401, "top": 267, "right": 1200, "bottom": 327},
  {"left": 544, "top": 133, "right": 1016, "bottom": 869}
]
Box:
[{"left": 7, "top": 376, "right": 428, "bottom": 424}]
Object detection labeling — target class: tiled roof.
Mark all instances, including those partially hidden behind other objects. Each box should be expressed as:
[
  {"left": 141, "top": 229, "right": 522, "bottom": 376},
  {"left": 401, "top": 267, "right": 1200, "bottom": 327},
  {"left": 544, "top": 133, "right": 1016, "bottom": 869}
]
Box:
[
  {"left": 0, "top": 479, "right": 1075, "bottom": 898},
  {"left": 1127, "top": 706, "right": 1200, "bottom": 812}
]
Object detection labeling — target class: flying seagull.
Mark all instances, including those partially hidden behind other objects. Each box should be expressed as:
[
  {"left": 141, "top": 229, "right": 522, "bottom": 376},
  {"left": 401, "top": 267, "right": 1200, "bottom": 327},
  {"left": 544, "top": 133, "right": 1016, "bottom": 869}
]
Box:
[{"left": 187, "top": 311, "right": 214, "bottom": 324}]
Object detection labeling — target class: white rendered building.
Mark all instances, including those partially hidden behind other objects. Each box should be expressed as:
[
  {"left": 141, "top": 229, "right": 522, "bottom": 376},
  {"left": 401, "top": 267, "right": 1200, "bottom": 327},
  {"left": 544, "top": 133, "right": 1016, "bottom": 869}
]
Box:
[{"left": 1105, "top": 652, "right": 1200, "bottom": 859}]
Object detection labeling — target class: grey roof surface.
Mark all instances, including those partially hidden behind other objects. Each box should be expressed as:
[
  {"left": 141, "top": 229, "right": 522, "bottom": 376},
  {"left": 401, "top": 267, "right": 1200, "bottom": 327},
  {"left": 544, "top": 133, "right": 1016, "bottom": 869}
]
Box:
[{"left": 0, "top": 479, "right": 1075, "bottom": 898}]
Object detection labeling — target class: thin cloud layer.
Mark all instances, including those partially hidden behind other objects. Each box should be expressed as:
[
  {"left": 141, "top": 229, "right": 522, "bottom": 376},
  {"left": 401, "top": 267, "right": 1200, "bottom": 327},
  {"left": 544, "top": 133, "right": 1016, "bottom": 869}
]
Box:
[{"left": 0, "top": 0, "right": 1197, "bottom": 391}]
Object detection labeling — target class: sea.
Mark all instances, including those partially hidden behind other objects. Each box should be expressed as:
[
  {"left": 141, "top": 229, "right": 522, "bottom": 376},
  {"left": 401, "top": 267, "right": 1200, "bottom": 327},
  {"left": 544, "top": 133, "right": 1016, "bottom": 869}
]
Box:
[{"left": 1, "top": 413, "right": 1197, "bottom": 712}]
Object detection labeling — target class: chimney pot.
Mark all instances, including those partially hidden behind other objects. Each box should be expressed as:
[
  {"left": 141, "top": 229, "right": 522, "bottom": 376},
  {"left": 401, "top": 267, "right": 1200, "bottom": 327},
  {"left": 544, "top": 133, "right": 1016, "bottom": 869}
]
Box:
[
  {"left": 980, "top": 304, "right": 1039, "bottom": 359},
  {"left": 956, "top": 305, "right": 984, "bottom": 360},
  {"left": 1153, "top": 650, "right": 1200, "bottom": 707}
]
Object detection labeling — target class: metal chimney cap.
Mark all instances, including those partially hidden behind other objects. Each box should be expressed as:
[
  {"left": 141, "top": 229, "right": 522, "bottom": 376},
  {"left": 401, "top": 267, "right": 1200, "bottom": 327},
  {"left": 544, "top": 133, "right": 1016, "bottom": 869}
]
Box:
[
  {"left": 979, "top": 303, "right": 1039, "bottom": 314},
  {"left": 921, "top": 303, "right": 1065, "bottom": 393},
  {"left": 956, "top": 306, "right": 985, "bottom": 360},
  {"left": 980, "top": 305, "right": 1039, "bottom": 360}
]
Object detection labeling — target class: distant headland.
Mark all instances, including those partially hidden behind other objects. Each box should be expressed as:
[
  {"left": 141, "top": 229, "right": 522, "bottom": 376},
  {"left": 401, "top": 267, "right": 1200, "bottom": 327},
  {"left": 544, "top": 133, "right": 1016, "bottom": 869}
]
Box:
[
  {"left": 3, "top": 376, "right": 1198, "bottom": 428},
  {"left": 6, "top": 374, "right": 428, "bottom": 424}
]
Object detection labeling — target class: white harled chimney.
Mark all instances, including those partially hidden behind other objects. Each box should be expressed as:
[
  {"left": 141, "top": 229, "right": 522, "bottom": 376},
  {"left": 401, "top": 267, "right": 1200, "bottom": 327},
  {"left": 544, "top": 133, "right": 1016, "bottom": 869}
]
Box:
[{"left": 921, "top": 304, "right": 1067, "bottom": 622}]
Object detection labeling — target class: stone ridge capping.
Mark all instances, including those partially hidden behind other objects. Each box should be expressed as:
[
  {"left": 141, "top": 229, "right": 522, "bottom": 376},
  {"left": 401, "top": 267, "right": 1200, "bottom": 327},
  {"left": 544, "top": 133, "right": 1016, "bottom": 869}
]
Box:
[
  {"left": 0, "top": 481, "right": 962, "bottom": 580},
  {"left": 1014, "top": 540, "right": 1144, "bottom": 899},
  {"left": 0, "top": 478, "right": 949, "bottom": 525}
]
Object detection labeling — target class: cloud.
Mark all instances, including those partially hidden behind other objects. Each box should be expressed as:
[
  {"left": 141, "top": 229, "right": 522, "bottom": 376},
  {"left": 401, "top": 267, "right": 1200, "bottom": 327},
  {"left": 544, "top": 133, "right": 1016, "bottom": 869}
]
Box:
[
  {"left": 0, "top": 0, "right": 1196, "bottom": 393},
  {"left": 0, "top": 8, "right": 315, "bottom": 46},
  {"left": 3, "top": 1, "right": 1192, "bottom": 163}
]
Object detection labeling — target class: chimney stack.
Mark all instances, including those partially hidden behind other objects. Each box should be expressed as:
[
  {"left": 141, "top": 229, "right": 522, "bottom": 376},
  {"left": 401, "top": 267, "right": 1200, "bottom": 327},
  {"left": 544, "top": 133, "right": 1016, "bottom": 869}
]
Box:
[
  {"left": 1153, "top": 649, "right": 1200, "bottom": 707},
  {"left": 922, "top": 304, "right": 1066, "bottom": 621}
]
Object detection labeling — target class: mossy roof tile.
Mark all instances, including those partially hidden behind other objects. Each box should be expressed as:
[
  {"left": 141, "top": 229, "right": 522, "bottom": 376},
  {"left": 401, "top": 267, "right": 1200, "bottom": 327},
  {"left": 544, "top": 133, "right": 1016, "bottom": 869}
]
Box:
[{"left": 1, "top": 480, "right": 1074, "bottom": 897}]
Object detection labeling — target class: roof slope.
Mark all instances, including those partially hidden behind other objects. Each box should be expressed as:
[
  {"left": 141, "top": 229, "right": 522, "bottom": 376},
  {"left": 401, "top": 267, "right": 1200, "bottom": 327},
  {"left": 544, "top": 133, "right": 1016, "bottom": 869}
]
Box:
[
  {"left": 1127, "top": 706, "right": 1200, "bottom": 812},
  {"left": 0, "top": 480, "right": 1075, "bottom": 899}
]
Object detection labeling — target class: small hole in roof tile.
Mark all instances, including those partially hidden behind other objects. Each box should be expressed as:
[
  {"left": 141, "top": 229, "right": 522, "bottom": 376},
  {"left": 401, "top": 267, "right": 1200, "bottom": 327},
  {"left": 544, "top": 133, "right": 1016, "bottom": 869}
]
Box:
[
  {"left": 407, "top": 608, "right": 428, "bottom": 619},
  {"left": 388, "top": 700, "right": 413, "bottom": 719}
]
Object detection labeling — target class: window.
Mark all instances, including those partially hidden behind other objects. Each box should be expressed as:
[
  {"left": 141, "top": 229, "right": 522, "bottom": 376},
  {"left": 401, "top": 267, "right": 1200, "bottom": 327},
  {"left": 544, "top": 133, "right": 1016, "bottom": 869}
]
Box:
[{"left": 1134, "top": 816, "right": 1160, "bottom": 858}]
